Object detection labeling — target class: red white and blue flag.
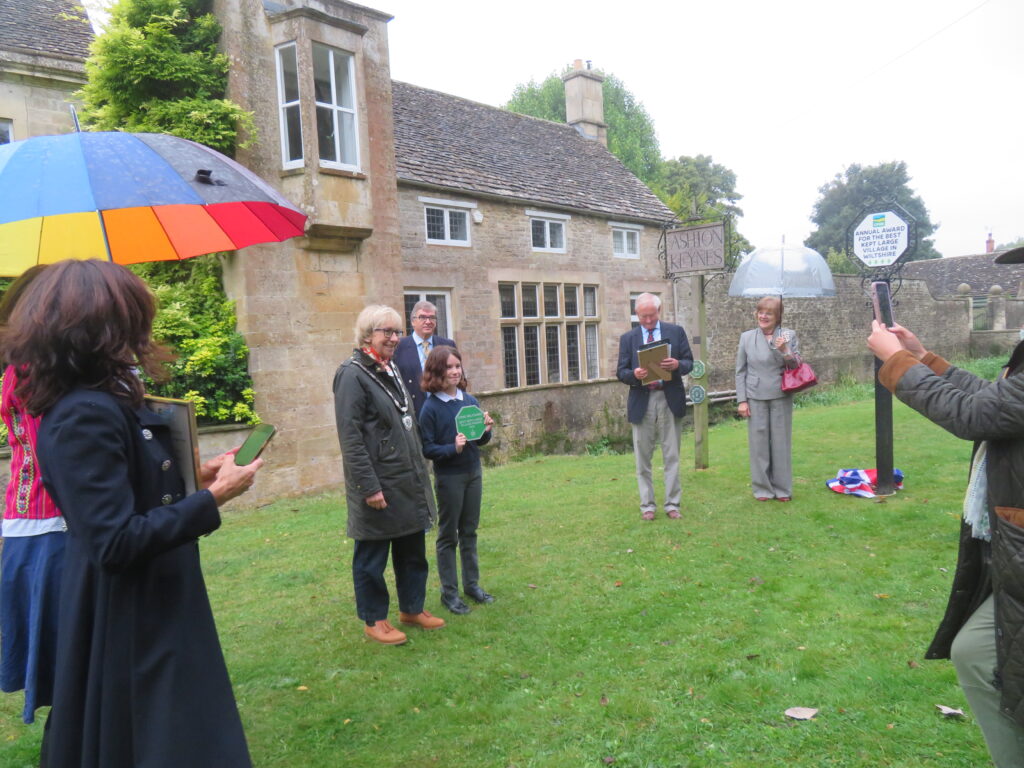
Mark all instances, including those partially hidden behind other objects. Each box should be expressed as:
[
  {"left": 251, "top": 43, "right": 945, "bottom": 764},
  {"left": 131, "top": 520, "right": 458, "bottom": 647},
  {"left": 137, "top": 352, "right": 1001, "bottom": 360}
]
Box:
[{"left": 826, "top": 468, "right": 904, "bottom": 498}]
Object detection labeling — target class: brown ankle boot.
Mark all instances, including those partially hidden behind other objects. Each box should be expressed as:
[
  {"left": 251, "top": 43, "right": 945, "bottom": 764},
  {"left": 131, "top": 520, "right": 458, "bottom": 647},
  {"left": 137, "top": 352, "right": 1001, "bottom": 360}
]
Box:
[
  {"left": 398, "top": 610, "right": 445, "bottom": 630},
  {"left": 364, "top": 619, "right": 407, "bottom": 645}
]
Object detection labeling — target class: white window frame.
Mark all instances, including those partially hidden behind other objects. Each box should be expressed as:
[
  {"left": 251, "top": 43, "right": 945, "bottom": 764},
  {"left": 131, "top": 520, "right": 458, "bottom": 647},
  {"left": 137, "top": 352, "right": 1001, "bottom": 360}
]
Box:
[
  {"left": 420, "top": 196, "right": 474, "bottom": 247},
  {"left": 312, "top": 42, "right": 360, "bottom": 171},
  {"left": 403, "top": 289, "right": 453, "bottom": 338},
  {"left": 526, "top": 209, "right": 570, "bottom": 253},
  {"left": 275, "top": 43, "right": 303, "bottom": 169},
  {"left": 610, "top": 221, "right": 643, "bottom": 259}
]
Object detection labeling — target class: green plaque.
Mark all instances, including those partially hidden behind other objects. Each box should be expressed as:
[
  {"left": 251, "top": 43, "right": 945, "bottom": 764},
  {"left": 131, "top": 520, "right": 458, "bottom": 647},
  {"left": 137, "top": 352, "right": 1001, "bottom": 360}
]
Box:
[
  {"left": 691, "top": 360, "right": 706, "bottom": 380},
  {"left": 689, "top": 385, "right": 706, "bottom": 405},
  {"left": 455, "top": 404, "right": 487, "bottom": 441}
]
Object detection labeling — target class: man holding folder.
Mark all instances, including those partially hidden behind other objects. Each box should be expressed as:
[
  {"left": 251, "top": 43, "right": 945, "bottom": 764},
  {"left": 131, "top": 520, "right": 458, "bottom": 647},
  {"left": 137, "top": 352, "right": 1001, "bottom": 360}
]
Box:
[{"left": 616, "top": 293, "right": 694, "bottom": 520}]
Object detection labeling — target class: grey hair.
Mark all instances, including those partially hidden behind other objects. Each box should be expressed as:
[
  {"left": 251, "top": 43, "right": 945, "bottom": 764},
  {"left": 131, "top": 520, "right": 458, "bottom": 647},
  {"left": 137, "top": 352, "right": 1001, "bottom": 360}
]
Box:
[
  {"left": 635, "top": 292, "right": 661, "bottom": 310},
  {"left": 354, "top": 304, "right": 402, "bottom": 346},
  {"left": 411, "top": 300, "right": 437, "bottom": 317}
]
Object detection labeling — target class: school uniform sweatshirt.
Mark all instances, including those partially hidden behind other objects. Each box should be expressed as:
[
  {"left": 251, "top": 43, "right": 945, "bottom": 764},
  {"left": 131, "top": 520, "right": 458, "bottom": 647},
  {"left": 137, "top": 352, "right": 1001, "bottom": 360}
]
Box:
[{"left": 418, "top": 391, "right": 491, "bottom": 475}]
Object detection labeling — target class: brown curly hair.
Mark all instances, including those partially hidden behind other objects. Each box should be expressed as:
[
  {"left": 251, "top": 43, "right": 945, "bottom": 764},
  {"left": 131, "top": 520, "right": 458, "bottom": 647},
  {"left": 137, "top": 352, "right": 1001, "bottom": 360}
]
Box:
[
  {"left": 420, "top": 345, "right": 467, "bottom": 394},
  {"left": 0, "top": 259, "right": 174, "bottom": 415}
]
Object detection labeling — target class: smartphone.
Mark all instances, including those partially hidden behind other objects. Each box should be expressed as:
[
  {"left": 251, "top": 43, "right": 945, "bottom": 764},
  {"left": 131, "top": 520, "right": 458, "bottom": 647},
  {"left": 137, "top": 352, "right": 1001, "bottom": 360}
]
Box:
[
  {"left": 871, "top": 281, "right": 895, "bottom": 328},
  {"left": 234, "top": 423, "right": 276, "bottom": 465}
]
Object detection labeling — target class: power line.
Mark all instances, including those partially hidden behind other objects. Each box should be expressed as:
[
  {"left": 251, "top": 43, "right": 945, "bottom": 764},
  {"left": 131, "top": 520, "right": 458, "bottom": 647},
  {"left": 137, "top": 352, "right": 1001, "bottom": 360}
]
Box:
[{"left": 864, "top": 0, "right": 993, "bottom": 79}]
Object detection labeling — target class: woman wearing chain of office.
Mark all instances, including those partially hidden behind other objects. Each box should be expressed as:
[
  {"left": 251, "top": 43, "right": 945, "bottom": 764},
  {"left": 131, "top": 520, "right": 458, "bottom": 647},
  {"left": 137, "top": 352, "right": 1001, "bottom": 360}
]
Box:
[{"left": 332, "top": 305, "right": 445, "bottom": 645}]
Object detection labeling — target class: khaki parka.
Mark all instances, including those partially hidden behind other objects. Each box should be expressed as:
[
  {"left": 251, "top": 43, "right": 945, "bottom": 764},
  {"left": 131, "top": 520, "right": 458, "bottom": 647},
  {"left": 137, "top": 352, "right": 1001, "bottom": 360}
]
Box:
[{"left": 333, "top": 349, "right": 435, "bottom": 541}]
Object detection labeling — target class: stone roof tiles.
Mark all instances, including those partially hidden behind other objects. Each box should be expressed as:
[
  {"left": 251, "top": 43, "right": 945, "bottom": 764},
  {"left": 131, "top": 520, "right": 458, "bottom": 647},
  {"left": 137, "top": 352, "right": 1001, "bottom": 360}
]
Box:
[
  {"left": 903, "top": 252, "right": 1024, "bottom": 298},
  {"left": 0, "top": 0, "right": 93, "bottom": 59},
  {"left": 391, "top": 80, "right": 673, "bottom": 224}
]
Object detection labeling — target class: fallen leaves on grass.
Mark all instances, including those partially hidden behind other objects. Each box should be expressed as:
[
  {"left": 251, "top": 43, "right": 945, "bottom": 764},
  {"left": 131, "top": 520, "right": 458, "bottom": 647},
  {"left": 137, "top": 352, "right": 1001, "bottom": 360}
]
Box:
[
  {"left": 784, "top": 707, "right": 818, "bottom": 720},
  {"left": 600, "top": 695, "right": 609, "bottom": 706},
  {"left": 936, "top": 705, "right": 965, "bottom": 718},
  {"left": 907, "top": 660, "right": 920, "bottom": 669},
  {"left": 874, "top": 593, "right": 891, "bottom": 599}
]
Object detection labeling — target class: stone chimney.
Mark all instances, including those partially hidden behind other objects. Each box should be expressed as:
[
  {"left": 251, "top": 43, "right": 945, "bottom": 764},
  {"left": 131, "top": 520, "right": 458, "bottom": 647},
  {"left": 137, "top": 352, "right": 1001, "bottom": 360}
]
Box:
[
  {"left": 562, "top": 59, "right": 607, "bottom": 146},
  {"left": 986, "top": 232, "right": 995, "bottom": 253}
]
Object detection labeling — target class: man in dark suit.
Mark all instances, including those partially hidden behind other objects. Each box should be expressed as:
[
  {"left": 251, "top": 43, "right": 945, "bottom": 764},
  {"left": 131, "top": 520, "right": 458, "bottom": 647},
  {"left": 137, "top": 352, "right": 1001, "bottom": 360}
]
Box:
[
  {"left": 616, "top": 292, "right": 694, "bottom": 521},
  {"left": 394, "top": 300, "right": 456, "bottom": 416}
]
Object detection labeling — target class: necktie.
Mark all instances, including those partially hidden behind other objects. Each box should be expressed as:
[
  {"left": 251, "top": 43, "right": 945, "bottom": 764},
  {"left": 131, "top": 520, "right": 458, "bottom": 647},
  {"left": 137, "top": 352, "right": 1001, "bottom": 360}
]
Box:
[
  {"left": 421, "top": 339, "right": 430, "bottom": 356},
  {"left": 645, "top": 329, "right": 661, "bottom": 390}
]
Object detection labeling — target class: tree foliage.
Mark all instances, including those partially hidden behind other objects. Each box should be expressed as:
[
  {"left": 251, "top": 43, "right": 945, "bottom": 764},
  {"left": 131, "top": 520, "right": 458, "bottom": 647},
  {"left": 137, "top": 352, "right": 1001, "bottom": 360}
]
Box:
[
  {"left": 77, "top": 0, "right": 253, "bottom": 154},
  {"left": 997, "top": 236, "right": 1024, "bottom": 250},
  {"left": 133, "top": 258, "right": 258, "bottom": 425},
  {"left": 654, "top": 154, "right": 752, "bottom": 255},
  {"left": 79, "top": 0, "right": 258, "bottom": 424},
  {"left": 806, "top": 161, "right": 941, "bottom": 262},
  {"left": 505, "top": 71, "right": 661, "bottom": 184}
]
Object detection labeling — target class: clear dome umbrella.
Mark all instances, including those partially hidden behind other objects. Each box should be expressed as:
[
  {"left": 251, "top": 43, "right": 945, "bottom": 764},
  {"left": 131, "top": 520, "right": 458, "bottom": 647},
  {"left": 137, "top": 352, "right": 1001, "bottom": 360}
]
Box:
[{"left": 727, "top": 242, "right": 836, "bottom": 298}]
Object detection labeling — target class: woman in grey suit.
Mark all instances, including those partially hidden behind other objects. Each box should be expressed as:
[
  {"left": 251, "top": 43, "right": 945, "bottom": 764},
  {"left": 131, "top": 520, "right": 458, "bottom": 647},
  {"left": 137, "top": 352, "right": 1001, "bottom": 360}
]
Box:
[{"left": 735, "top": 296, "right": 800, "bottom": 501}]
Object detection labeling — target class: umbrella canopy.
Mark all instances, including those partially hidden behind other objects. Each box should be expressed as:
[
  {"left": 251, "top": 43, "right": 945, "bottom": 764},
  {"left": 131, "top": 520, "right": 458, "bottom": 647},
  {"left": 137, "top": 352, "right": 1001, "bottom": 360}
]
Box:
[
  {"left": 728, "top": 244, "right": 836, "bottom": 298},
  {"left": 0, "top": 131, "right": 307, "bottom": 276}
]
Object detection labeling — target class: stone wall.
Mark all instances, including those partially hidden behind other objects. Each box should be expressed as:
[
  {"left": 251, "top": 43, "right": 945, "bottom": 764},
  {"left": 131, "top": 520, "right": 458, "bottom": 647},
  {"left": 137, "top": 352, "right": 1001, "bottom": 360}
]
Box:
[
  {"left": 215, "top": 0, "right": 401, "bottom": 503},
  {"left": 0, "top": 49, "right": 85, "bottom": 139},
  {"left": 690, "top": 275, "right": 971, "bottom": 392}
]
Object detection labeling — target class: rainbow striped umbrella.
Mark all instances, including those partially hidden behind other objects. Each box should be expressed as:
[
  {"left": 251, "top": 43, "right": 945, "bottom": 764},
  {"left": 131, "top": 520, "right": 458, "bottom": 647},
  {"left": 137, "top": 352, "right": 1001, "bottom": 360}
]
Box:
[{"left": 0, "top": 131, "right": 307, "bottom": 276}]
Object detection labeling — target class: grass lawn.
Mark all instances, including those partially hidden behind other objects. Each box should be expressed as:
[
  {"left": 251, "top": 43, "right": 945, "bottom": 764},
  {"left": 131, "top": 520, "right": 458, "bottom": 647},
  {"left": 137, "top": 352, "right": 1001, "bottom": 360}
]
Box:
[{"left": 0, "top": 394, "right": 992, "bottom": 767}]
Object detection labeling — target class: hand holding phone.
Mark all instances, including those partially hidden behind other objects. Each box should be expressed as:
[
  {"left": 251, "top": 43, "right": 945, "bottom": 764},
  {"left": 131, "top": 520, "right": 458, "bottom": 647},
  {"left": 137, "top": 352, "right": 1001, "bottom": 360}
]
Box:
[
  {"left": 234, "top": 424, "right": 276, "bottom": 465},
  {"left": 871, "top": 281, "right": 895, "bottom": 328}
]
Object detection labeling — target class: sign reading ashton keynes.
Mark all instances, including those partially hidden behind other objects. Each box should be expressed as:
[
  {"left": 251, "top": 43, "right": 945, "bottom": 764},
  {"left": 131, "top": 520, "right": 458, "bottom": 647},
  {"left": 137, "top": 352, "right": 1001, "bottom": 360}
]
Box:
[{"left": 665, "top": 222, "right": 725, "bottom": 275}]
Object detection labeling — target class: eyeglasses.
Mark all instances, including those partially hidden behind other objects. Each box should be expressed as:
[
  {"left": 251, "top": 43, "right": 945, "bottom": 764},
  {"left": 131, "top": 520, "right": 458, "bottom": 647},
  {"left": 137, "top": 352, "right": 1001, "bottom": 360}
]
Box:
[
  {"left": 373, "top": 328, "right": 403, "bottom": 338},
  {"left": 413, "top": 315, "right": 437, "bottom": 323}
]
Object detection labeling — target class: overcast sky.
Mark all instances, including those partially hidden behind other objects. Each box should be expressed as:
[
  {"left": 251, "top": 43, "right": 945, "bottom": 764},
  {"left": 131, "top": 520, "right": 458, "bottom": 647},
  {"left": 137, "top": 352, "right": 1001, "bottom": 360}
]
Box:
[
  {"left": 379, "top": 0, "right": 1021, "bottom": 258},
  {"left": 83, "top": 0, "right": 1020, "bottom": 257}
]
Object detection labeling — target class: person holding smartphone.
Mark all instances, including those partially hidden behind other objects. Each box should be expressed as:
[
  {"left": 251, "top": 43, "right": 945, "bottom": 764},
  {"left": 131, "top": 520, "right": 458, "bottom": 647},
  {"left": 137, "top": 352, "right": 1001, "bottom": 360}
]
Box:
[
  {"left": 418, "top": 346, "right": 494, "bottom": 615},
  {"left": 868, "top": 309, "right": 1024, "bottom": 767},
  {"left": 2, "top": 259, "right": 262, "bottom": 768},
  {"left": 735, "top": 296, "right": 801, "bottom": 501}
]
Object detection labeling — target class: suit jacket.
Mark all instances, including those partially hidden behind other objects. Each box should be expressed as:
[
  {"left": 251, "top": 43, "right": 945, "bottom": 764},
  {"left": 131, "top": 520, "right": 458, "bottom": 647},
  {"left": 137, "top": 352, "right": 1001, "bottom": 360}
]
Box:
[
  {"left": 735, "top": 327, "right": 800, "bottom": 402},
  {"left": 616, "top": 322, "right": 694, "bottom": 424},
  {"left": 394, "top": 334, "right": 456, "bottom": 416}
]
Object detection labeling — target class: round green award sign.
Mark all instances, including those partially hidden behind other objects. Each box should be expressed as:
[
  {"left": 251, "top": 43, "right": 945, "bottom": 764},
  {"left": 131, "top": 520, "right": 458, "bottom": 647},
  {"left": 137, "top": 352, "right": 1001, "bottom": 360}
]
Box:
[
  {"left": 691, "top": 360, "right": 706, "bottom": 380},
  {"left": 689, "top": 385, "right": 707, "bottom": 405},
  {"left": 455, "top": 405, "right": 487, "bottom": 441}
]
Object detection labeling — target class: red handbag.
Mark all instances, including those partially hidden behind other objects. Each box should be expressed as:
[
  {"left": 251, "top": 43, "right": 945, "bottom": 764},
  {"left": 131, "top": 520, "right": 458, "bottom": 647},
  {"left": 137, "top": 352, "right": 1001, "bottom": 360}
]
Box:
[{"left": 782, "top": 356, "right": 817, "bottom": 393}]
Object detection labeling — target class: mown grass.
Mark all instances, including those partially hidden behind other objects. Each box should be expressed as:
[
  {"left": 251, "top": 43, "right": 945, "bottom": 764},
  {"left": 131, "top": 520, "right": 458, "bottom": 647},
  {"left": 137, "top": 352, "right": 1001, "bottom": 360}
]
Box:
[{"left": 0, "top": 383, "right": 996, "bottom": 767}]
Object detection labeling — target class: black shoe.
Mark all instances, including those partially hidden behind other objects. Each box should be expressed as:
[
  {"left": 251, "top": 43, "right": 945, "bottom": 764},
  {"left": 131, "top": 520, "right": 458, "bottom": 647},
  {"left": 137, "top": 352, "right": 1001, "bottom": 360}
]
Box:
[
  {"left": 464, "top": 586, "right": 495, "bottom": 604},
  {"left": 442, "top": 595, "right": 471, "bottom": 614}
]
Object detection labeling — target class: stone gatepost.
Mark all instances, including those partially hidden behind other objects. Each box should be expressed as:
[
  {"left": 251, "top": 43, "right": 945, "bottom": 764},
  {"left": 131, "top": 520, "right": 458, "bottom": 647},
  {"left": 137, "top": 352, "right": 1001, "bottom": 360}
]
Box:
[{"left": 988, "top": 285, "right": 1006, "bottom": 331}]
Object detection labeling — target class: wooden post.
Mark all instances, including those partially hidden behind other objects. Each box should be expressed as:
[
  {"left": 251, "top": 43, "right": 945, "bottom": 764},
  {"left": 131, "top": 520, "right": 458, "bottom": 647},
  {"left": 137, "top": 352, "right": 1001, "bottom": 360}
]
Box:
[{"left": 693, "top": 274, "right": 709, "bottom": 469}]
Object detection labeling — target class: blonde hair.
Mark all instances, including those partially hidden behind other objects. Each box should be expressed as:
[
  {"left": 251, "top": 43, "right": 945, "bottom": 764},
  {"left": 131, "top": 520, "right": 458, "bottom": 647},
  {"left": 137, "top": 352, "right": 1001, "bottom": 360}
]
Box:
[
  {"left": 354, "top": 304, "right": 402, "bottom": 346},
  {"left": 755, "top": 296, "right": 783, "bottom": 326}
]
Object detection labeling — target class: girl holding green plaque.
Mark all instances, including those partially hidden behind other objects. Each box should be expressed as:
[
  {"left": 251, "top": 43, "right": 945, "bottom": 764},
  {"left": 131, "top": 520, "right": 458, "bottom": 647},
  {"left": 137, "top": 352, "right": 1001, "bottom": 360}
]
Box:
[{"left": 419, "top": 346, "right": 495, "bottom": 615}]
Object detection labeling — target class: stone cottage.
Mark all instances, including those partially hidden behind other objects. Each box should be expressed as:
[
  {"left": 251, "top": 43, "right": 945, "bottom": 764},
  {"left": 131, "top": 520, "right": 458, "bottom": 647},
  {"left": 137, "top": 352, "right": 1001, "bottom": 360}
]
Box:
[
  {"left": 213, "top": 0, "right": 676, "bottom": 497},
  {"left": 0, "top": 0, "right": 91, "bottom": 143}
]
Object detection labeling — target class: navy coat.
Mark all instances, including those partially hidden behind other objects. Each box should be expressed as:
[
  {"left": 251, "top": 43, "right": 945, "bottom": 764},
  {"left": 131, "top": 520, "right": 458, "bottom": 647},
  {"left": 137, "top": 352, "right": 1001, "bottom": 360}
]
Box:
[
  {"left": 37, "top": 389, "right": 250, "bottom": 768},
  {"left": 616, "top": 322, "right": 694, "bottom": 424},
  {"left": 393, "top": 334, "right": 456, "bottom": 416}
]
